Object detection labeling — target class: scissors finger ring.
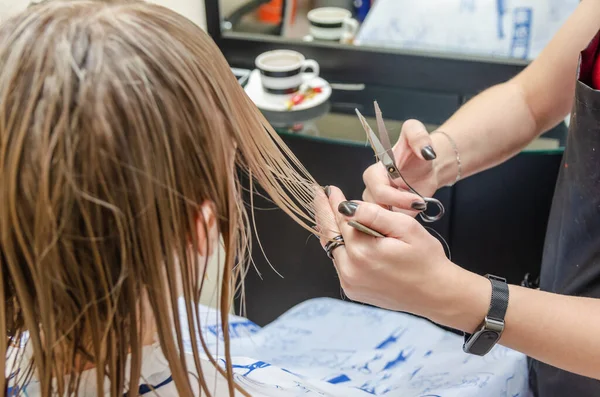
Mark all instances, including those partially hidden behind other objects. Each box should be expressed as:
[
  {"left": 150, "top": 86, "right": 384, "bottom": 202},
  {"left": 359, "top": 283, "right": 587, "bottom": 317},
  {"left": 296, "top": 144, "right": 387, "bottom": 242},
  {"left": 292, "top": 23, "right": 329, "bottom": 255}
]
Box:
[{"left": 419, "top": 197, "right": 445, "bottom": 223}]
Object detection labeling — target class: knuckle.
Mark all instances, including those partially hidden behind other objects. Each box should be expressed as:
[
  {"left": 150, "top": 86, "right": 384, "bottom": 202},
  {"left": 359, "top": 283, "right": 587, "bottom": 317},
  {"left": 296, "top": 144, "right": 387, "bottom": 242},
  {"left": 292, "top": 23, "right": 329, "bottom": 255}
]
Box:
[
  {"left": 361, "top": 189, "right": 369, "bottom": 202},
  {"left": 343, "top": 288, "right": 358, "bottom": 302},
  {"left": 356, "top": 246, "right": 370, "bottom": 264},
  {"left": 362, "top": 166, "right": 376, "bottom": 185},
  {"left": 345, "top": 244, "right": 360, "bottom": 261},
  {"left": 338, "top": 275, "right": 350, "bottom": 290},
  {"left": 406, "top": 216, "right": 421, "bottom": 233},
  {"left": 368, "top": 188, "right": 380, "bottom": 202},
  {"left": 359, "top": 203, "right": 382, "bottom": 227},
  {"left": 370, "top": 185, "right": 387, "bottom": 201},
  {"left": 346, "top": 244, "right": 367, "bottom": 265},
  {"left": 402, "top": 119, "right": 424, "bottom": 133},
  {"left": 339, "top": 263, "right": 359, "bottom": 286},
  {"left": 403, "top": 120, "right": 429, "bottom": 144},
  {"left": 368, "top": 205, "right": 382, "bottom": 226}
]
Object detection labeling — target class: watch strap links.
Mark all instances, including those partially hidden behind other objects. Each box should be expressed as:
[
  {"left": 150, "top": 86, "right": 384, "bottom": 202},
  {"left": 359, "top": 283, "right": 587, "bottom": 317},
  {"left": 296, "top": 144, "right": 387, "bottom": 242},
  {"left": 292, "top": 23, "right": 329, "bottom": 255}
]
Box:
[
  {"left": 463, "top": 274, "right": 509, "bottom": 355},
  {"left": 486, "top": 274, "right": 509, "bottom": 321}
]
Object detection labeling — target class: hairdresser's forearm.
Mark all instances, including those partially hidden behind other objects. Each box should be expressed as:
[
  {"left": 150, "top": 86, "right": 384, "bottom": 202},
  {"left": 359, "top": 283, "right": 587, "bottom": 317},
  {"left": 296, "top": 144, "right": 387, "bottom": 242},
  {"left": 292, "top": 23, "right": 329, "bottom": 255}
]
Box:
[
  {"left": 431, "top": 81, "right": 541, "bottom": 188},
  {"left": 430, "top": 0, "right": 600, "bottom": 188},
  {"left": 433, "top": 268, "right": 600, "bottom": 380}
]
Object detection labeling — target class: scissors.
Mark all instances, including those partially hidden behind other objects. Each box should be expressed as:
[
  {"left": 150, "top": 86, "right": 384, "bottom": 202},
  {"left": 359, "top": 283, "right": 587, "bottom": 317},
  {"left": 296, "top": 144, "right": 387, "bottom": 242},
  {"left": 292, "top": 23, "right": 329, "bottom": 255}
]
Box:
[{"left": 354, "top": 101, "right": 445, "bottom": 226}]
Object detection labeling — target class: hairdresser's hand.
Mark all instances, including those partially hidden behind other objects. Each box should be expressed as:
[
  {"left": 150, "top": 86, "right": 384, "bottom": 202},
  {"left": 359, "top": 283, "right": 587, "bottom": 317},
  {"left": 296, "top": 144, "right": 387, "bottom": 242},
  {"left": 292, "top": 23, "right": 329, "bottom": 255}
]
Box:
[
  {"left": 362, "top": 119, "right": 439, "bottom": 216},
  {"left": 317, "top": 186, "right": 471, "bottom": 320}
]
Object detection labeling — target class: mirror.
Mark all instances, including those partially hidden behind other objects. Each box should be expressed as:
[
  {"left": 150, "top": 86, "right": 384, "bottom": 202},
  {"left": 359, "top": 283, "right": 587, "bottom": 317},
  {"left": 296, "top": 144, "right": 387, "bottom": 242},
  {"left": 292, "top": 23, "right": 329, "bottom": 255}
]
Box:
[{"left": 219, "top": 0, "right": 579, "bottom": 61}]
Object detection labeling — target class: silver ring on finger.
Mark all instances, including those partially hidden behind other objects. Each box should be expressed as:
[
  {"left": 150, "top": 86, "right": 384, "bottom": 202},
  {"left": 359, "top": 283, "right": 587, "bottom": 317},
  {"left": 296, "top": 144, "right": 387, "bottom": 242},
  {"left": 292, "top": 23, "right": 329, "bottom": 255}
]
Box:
[{"left": 324, "top": 235, "right": 345, "bottom": 260}]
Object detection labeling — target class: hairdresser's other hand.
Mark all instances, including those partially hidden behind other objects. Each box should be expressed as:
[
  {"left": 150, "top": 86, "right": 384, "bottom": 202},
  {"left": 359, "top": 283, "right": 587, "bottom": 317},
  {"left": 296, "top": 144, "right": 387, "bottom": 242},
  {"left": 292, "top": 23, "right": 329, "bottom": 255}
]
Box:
[
  {"left": 362, "top": 119, "right": 439, "bottom": 216},
  {"left": 318, "top": 186, "right": 472, "bottom": 321}
]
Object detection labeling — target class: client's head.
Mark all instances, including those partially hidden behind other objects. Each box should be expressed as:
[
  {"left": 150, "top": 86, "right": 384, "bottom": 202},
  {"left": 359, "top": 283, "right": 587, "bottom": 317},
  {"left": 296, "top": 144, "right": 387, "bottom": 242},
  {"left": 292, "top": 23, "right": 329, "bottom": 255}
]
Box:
[{"left": 0, "top": 1, "right": 320, "bottom": 396}]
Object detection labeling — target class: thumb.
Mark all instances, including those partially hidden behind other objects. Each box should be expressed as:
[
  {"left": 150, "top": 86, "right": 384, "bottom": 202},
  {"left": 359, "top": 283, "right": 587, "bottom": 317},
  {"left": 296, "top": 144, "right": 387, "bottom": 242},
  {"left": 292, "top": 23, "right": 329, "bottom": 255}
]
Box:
[{"left": 396, "top": 119, "right": 435, "bottom": 162}]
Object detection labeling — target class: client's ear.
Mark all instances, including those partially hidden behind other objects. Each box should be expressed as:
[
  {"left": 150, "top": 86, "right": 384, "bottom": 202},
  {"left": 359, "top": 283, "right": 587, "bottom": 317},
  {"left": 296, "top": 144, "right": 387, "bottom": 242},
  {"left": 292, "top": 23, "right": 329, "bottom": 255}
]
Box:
[{"left": 195, "top": 201, "right": 219, "bottom": 258}]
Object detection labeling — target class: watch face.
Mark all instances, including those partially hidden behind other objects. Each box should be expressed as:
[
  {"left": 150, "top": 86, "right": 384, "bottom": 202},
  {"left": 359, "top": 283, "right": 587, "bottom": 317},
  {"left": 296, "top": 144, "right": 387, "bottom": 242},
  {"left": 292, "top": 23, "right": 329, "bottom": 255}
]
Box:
[{"left": 466, "top": 331, "right": 500, "bottom": 356}]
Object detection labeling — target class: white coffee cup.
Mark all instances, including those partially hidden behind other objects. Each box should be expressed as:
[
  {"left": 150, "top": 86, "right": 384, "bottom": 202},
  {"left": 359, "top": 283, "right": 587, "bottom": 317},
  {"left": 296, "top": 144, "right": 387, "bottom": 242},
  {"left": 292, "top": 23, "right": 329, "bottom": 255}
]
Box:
[
  {"left": 307, "top": 7, "right": 359, "bottom": 42},
  {"left": 255, "top": 50, "right": 320, "bottom": 95}
]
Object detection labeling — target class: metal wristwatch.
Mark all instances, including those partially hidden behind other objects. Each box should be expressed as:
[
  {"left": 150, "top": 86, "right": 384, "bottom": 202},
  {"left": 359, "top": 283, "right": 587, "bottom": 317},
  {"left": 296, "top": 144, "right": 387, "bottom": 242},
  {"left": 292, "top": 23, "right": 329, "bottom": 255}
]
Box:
[{"left": 463, "top": 274, "right": 509, "bottom": 356}]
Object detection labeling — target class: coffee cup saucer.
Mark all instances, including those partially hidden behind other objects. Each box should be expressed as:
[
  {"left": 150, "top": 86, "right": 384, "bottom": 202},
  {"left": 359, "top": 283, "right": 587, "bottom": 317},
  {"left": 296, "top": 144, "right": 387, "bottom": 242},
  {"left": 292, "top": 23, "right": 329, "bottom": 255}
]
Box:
[{"left": 244, "top": 69, "right": 332, "bottom": 113}]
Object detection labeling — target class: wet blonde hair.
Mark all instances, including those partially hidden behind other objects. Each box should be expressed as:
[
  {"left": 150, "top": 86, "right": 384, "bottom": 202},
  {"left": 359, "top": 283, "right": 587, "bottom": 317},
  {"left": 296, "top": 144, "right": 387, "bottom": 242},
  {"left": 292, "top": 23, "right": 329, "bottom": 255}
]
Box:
[{"left": 0, "top": 1, "right": 323, "bottom": 396}]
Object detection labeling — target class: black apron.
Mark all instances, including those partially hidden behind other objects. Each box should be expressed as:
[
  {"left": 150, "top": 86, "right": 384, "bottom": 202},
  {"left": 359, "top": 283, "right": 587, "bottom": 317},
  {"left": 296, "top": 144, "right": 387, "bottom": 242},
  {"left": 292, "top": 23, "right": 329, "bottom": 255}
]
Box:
[{"left": 528, "top": 36, "right": 600, "bottom": 396}]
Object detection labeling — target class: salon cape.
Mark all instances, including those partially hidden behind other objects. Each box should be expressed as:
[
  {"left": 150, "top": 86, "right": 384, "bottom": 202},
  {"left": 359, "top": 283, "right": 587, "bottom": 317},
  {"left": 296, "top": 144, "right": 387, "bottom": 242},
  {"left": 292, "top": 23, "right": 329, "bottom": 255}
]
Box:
[
  {"left": 13, "top": 342, "right": 370, "bottom": 397},
  {"left": 10, "top": 297, "right": 529, "bottom": 396}
]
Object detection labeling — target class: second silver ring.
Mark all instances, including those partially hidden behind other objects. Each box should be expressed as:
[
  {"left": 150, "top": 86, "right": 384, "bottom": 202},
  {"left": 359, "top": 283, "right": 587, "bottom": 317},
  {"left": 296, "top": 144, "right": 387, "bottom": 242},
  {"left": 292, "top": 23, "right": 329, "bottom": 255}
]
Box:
[{"left": 324, "top": 235, "right": 345, "bottom": 260}]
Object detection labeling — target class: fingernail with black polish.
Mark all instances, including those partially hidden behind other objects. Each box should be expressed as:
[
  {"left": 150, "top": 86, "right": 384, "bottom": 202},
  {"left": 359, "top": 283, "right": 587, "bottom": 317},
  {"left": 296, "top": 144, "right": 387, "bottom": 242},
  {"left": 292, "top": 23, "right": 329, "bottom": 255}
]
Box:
[
  {"left": 411, "top": 201, "right": 427, "bottom": 211},
  {"left": 338, "top": 201, "right": 358, "bottom": 217},
  {"left": 421, "top": 145, "right": 437, "bottom": 161},
  {"left": 323, "top": 186, "right": 331, "bottom": 198}
]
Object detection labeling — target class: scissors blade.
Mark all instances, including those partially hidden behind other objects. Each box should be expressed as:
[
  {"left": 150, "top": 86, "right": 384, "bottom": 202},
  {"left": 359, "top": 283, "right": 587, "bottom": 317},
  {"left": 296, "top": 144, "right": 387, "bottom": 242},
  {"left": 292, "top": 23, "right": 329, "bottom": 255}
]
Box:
[
  {"left": 372, "top": 102, "right": 402, "bottom": 178},
  {"left": 355, "top": 109, "right": 395, "bottom": 166},
  {"left": 374, "top": 101, "right": 394, "bottom": 157}
]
